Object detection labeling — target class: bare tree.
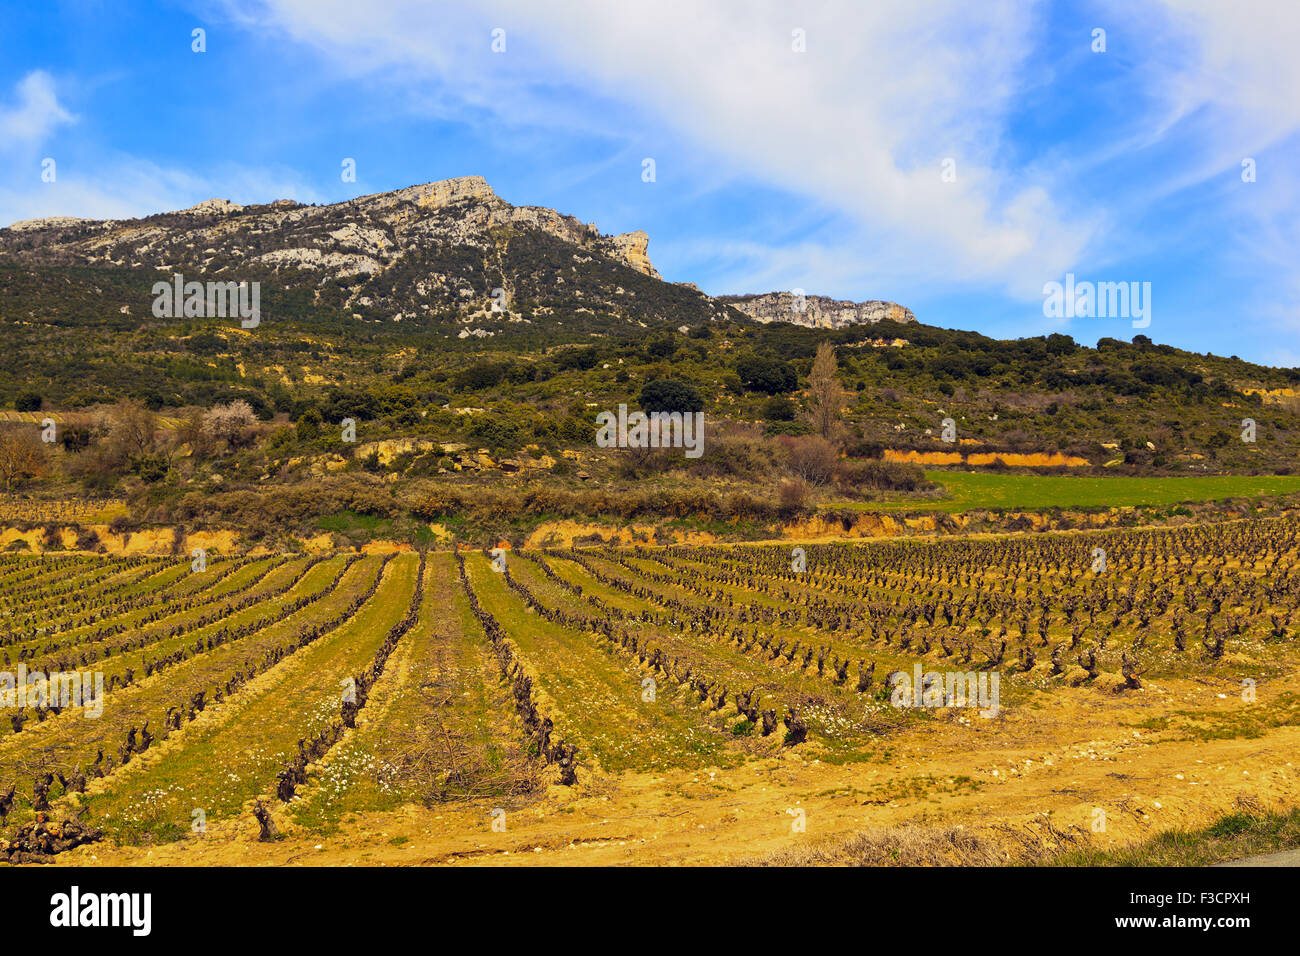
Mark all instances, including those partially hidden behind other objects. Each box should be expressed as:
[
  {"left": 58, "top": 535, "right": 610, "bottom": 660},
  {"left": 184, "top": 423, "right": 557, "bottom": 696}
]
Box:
[
  {"left": 108, "top": 400, "right": 157, "bottom": 458},
  {"left": 780, "top": 434, "right": 837, "bottom": 485},
  {"left": 806, "top": 341, "right": 844, "bottom": 439},
  {"left": 0, "top": 428, "right": 48, "bottom": 492}
]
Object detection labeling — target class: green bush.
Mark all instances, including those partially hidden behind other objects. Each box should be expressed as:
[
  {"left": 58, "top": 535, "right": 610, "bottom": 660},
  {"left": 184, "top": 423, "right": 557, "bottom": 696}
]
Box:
[
  {"left": 639, "top": 379, "right": 704, "bottom": 414},
  {"left": 761, "top": 395, "right": 796, "bottom": 421}
]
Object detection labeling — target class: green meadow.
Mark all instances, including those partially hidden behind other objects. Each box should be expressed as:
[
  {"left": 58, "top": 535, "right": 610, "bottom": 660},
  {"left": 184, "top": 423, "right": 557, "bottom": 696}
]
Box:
[{"left": 872, "top": 471, "right": 1300, "bottom": 513}]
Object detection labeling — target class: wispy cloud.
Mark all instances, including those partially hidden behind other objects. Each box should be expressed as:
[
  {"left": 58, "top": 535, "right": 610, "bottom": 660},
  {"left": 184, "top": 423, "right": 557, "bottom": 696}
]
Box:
[
  {"left": 0, "top": 71, "right": 75, "bottom": 149},
  {"left": 230, "top": 0, "right": 1098, "bottom": 298},
  {"left": 0, "top": 70, "right": 322, "bottom": 227},
  {"left": 3, "top": 1, "right": 1297, "bottom": 361}
]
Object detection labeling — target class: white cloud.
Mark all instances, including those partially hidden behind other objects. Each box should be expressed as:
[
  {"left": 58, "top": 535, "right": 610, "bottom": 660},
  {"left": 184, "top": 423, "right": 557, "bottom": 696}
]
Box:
[
  {"left": 0, "top": 71, "right": 75, "bottom": 149},
  {"left": 1150, "top": 0, "right": 1300, "bottom": 147},
  {"left": 0, "top": 159, "right": 324, "bottom": 228},
  {"left": 232, "top": 0, "right": 1095, "bottom": 298},
  {"left": 0, "top": 65, "right": 324, "bottom": 228},
  {"left": 220, "top": 0, "right": 1300, "bottom": 318},
  {"left": 1128, "top": 1, "right": 1300, "bottom": 327}
]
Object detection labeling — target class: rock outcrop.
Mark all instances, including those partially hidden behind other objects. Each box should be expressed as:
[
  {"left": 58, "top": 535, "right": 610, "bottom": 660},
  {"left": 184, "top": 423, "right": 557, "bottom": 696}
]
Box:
[
  {"left": 719, "top": 291, "right": 915, "bottom": 329},
  {"left": 0, "top": 178, "right": 920, "bottom": 334},
  {"left": 179, "top": 198, "right": 244, "bottom": 216},
  {"left": 598, "top": 230, "right": 659, "bottom": 279},
  {"left": 5, "top": 215, "right": 91, "bottom": 232},
  {"left": 0, "top": 176, "right": 676, "bottom": 322}
]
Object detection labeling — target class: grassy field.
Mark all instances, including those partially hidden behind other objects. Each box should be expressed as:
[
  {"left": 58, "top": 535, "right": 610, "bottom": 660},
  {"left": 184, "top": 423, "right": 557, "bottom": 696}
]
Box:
[{"left": 869, "top": 471, "right": 1300, "bottom": 513}]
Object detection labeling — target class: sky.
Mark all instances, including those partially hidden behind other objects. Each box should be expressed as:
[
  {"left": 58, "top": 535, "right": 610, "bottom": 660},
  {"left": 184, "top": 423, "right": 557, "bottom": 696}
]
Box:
[{"left": 1, "top": 0, "right": 1298, "bottom": 366}]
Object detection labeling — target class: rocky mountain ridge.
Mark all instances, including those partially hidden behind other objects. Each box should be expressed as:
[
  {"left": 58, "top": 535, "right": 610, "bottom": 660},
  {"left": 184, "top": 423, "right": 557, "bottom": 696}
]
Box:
[
  {"left": 2, "top": 176, "right": 660, "bottom": 278},
  {"left": 2, "top": 177, "right": 908, "bottom": 334},
  {"left": 719, "top": 291, "right": 915, "bottom": 329}
]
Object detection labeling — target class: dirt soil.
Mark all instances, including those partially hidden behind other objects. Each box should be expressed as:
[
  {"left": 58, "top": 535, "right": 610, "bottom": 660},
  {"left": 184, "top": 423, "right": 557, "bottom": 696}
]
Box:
[{"left": 46, "top": 674, "right": 1298, "bottom": 867}]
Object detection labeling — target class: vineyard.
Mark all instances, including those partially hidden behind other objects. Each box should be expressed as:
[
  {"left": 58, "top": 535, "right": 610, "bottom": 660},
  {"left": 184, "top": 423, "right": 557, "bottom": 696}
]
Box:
[{"left": 0, "top": 514, "right": 1298, "bottom": 865}]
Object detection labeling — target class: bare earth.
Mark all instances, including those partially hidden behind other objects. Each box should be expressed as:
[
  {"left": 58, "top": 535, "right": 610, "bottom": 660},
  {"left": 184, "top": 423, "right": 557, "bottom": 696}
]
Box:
[{"left": 52, "top": 676, "right": 1297, "bottom": 867}]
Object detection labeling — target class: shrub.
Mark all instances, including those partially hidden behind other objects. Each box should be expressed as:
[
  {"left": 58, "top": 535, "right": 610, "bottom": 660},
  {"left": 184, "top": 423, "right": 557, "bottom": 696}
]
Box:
[
  {"left": 59, "top": 424, "right": 91, "bottom": 453},
  {"left": 778, "top": 478, "right": 810, "bottom": 512},
  {"left": 778, "top": 434, "right": 838, "bottom": 486},
  {"left": 202, "top": 400, "right": 257, "bottom": 447},
  {"left": 833, "top": 460, "right": 931, "bottom": 493},
  {"left": 296, "top": 408, "right": 322, "bottom": 440},
  {"left": 454, "top": 361, "right": 507, "bottom": 390},
  {"left": 843, "top": 437, "right": 885, "bottom": 459},
  {"left": 688, "top": 429, "right": 778, "bottom": 479},
  {"left": 736, "top": 357, "right": 797, "bottom": 395},
  {"left": 639, "top": 379, "right": 704, "bottom": 414},
  {"left": 464, "top": 416, "right": 525, "bottom": 451},
  {"left": 761, "top": 395, "right": 796, "bottom": 421}
]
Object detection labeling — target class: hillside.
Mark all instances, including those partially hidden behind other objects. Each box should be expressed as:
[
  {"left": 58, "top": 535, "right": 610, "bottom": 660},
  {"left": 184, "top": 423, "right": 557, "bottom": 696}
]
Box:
[
  {"left": 0, "top": 176, "right": 745, "bottom": 344},
  {"left": 2, "top": 180, "right": 1299, "bottom": 545}
]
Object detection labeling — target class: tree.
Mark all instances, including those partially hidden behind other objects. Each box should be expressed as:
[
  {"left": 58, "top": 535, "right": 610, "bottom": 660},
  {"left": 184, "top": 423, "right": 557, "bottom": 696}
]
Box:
[
  {"left": 296, "top": 408, "right": 323, "bottom": 440},
  {"left": 736, "top": 357, "right": 797, "bottom": 395},
  {"left": 14, "top": 392, "right": 42, "bottom": 412},
  {"left": 202, "top": 400, "right": 257, "bottom": 447},
  {"left": 454, "top": 361, "right": 506, "bottom": 391},
  {"left": 806, "top": 341, "right": 844, "bottom": 439},
  {"left": 108, "top": 400, "right": 157, "bottom": 458},
  {"left": 778, "top": 434, "right": 837, "bottom": 486},
  {"left": 761, "top": 395, "right": 796, "bottom": 421},
  {"left": 645, "top": 337, "right": 678, "bottom": 360},
  {"left": 59, "top": 424, "right": 91, "bottom": 453},
  {"left": 1045, "top": 333, "right": 1076, "bottom": 355},
  {"left": 0, "top": 428, "right": 48, "bottom": 492},
  {"left": 638, "top": 379, "right": 704, "bottom": 414}
]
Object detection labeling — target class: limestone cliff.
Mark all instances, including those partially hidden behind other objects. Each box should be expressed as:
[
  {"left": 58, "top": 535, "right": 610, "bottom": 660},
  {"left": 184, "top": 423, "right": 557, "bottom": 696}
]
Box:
[{"left": 719, "top": 291, "right": 915, "bottom": 329}]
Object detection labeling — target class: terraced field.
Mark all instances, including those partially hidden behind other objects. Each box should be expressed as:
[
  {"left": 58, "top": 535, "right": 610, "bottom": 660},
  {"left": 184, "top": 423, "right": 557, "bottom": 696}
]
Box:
[{"left": 2, "top": 514, "right": 1299, "bottom": 865}]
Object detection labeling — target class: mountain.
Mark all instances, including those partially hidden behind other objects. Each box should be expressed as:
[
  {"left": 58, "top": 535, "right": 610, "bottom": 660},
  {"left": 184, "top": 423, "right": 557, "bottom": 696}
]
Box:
[
  {"left": 10, "top": 176, "right": 1297, "bottom": 486},
  {"left": 0, "top": 178, "right": 921, "bottom": 338},
  {"left": 3, "top": 176, "right": 662, "bottom": 277},
  {"left": 720, "top": 292, "right": 915, "bottom": 329},
  {"left": 0, "top": 176, "right": 748, "bottom": 338}
]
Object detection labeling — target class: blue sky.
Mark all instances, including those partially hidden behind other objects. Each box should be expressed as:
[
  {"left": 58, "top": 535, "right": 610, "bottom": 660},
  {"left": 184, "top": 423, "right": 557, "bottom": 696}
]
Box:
[{"left": 2, "top": 0, "right": 1298, "bottom": 366}]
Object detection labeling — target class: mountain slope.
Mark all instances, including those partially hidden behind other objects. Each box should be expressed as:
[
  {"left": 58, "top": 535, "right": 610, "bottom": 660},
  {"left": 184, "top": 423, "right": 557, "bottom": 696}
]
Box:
[
  {"left": 0, "top": 176, "right": 741, "bottom": 338},
  {"left": 3, "top": 178, "right": 1299, "bottom": 485}
]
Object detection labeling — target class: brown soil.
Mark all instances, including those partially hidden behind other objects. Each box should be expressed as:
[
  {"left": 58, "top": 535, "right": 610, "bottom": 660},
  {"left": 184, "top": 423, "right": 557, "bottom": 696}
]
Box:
[{"left": 46, "top": 674, "right": 1298, "bottom": 867}]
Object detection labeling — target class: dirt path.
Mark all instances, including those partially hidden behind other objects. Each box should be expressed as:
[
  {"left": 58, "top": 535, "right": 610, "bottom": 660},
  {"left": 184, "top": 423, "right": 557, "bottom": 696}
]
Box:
[
  {"left": 44, "top": 673, "right": 1300, "bottom": 866},
  {"left": 1215, "top": 850, "right": 1300, "bottom": 867}
]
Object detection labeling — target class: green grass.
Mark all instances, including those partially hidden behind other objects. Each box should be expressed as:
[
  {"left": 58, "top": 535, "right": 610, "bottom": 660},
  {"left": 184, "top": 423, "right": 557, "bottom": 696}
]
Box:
[
  {"left": 290, "top": 554, "right": 534, "bottom": 831},
  {"left": 463, "top": 555, "right": 734, "bottom": 773},
  {"left": 1050, "top": 807, "right": 1300, "bottom": 866},
  {"left": 316, "top": 510, "right": 394, "bottom": 536},
  {"left": 866, "top": 471, "right": 1300, "bottom": 513},
  {"left": 81, "top": 555, "right": 410, "bottom": 844},
  {"left": 1127, "top": 693, "right": 1300, "bottom": 742}
]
